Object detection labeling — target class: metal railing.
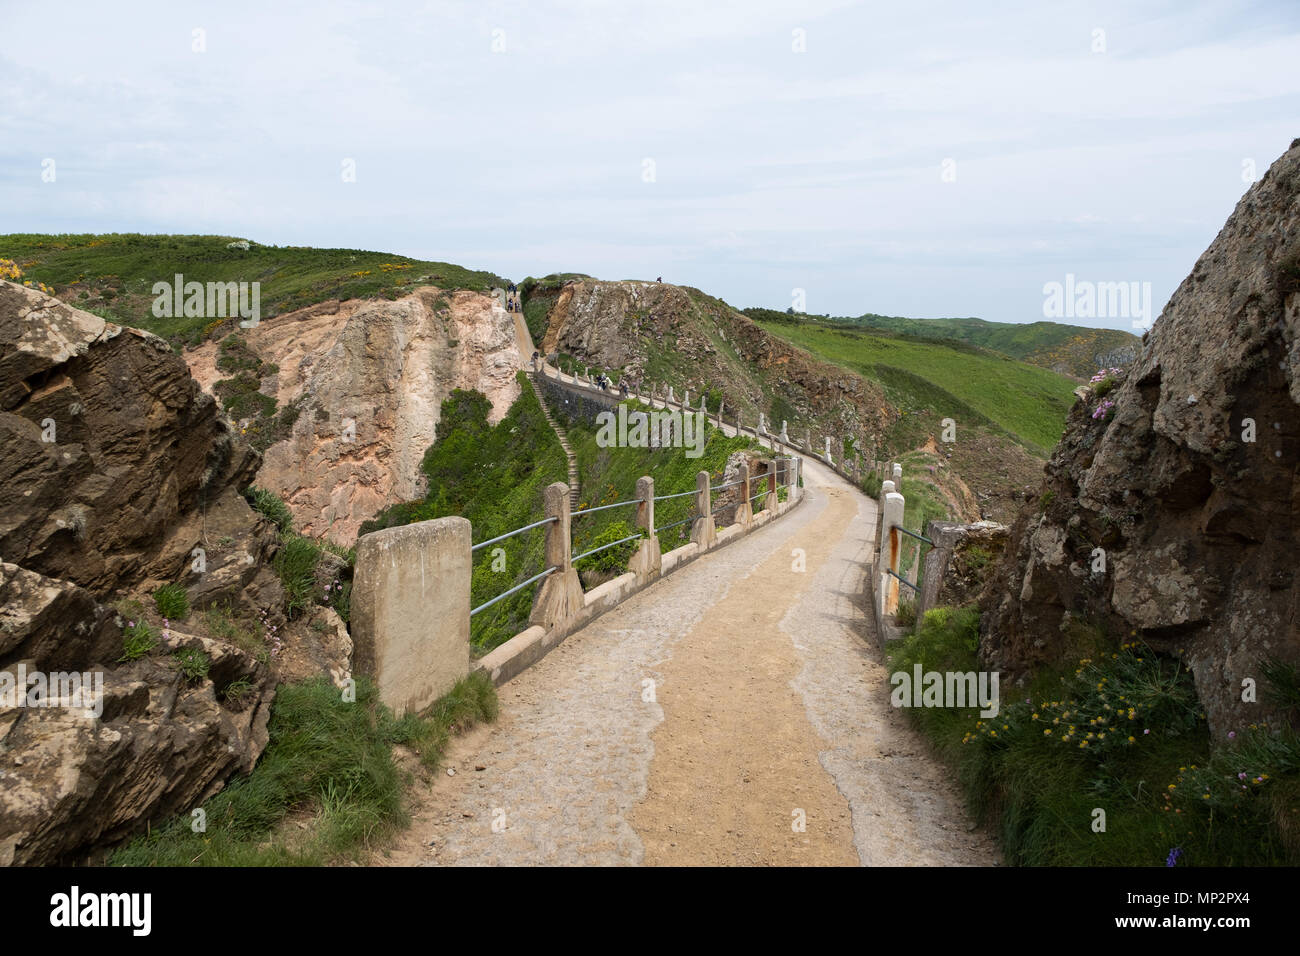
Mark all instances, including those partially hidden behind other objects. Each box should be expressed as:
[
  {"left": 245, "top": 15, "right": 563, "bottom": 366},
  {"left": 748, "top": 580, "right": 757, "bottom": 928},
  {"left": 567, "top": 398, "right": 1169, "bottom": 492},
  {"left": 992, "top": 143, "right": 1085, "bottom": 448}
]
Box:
[{"left": 471, "top": 515, "right": 558, "bottom": 553}]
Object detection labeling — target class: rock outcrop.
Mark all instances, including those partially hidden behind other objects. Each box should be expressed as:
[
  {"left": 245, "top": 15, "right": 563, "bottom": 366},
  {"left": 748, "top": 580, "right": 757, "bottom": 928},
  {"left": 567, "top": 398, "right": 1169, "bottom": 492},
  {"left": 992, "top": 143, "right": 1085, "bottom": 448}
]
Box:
[
  {"left": 533, "top": 279, "right": 893, "bottom": 442},
  {"left": 980, "top": 140, "right": 1300, "bottom": 737},
  {"left": 0, "top": 281, "right": 277, "bottom": 864},
  {"left": 185, "top": 288, "right": 523, "bottom": 543}
]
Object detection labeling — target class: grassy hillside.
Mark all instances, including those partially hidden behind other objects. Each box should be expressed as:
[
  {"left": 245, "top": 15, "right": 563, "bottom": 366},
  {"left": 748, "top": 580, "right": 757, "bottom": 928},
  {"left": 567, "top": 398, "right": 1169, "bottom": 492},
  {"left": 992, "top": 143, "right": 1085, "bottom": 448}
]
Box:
[
  {"left": 754, "top": 319, "right": 1076, "bottom": 457},
  {"left": 0, "top": 233, "right": 508, "bottom": 345},
  {"left": 743, "top": 307, "right": 1139, "bottom": 379}
]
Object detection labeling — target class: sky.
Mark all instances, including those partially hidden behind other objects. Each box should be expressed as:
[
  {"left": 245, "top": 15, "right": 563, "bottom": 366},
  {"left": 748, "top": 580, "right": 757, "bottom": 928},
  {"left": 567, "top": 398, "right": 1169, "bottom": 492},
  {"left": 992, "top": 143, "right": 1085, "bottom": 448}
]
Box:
[{"left": 2, "top": 0, "right": 1298, "bottom": 331}]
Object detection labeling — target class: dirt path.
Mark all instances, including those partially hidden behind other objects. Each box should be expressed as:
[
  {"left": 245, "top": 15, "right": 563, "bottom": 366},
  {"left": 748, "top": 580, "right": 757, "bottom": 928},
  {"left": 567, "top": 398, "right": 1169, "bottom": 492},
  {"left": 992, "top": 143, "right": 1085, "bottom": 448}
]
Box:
[{"left": 374, "top": 458, "right": 997, "bottom": 866}]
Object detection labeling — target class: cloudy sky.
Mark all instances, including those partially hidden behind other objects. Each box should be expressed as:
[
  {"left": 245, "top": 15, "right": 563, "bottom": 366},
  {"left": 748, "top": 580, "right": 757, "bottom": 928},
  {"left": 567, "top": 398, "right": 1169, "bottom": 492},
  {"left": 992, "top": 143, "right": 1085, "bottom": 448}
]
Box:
[{"left": 2, "top": 0, "right": 1297, "bottom": 330}]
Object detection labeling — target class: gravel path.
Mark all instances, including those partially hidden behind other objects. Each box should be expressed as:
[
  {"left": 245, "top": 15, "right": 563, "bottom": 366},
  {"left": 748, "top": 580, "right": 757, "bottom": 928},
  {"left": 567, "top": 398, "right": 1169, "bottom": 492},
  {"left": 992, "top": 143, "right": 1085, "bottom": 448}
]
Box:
[{"left": 378, "top": 457, "right": 997, "bottom": 866}]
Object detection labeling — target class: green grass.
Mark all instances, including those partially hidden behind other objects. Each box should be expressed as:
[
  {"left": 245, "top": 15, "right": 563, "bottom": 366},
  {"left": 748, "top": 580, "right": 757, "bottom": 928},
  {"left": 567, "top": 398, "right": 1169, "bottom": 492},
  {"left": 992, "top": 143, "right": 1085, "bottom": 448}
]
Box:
[
  {"left": 755, "top": 320, "right": 1076, "bottom": 456},
  {"left": 273, "top": 536, "right": 322, "bottom": 620},
  {"left": 887, "top": 608, "right": 1300, "bottom": 865},
  {"left": 243, "top": 485, "right": 295, "bottom": 535},
  {"left": 109, "top": 673, "right": 498, "bottom": 866},
  {"left": 0, "top": 234, "right": 509, "bottom": 346},
  {"left": 153, "top": 583, "right": 190, "bottom": 621},
  {"left": 172, "top": 647, "right": 211, "bottom": 683},
  {"left": 118, "top": 620, "right": 159, "bottom": 662},
  {"left": 742, "top": 306, "right": 1140, "bottom": 379}
]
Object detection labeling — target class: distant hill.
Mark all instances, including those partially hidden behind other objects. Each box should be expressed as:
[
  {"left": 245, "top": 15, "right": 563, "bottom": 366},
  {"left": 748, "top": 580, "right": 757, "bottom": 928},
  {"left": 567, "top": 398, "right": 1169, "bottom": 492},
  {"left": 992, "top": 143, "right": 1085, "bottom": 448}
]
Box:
[
  {"left": 752, "top": 317, "right": 1077, "bottom": 457},
  {"left": 741, "top": 307, "right": 1140, "bottom": 380},
  {"left": 0, "top": 233, "right": 508, "bottom": 345}
]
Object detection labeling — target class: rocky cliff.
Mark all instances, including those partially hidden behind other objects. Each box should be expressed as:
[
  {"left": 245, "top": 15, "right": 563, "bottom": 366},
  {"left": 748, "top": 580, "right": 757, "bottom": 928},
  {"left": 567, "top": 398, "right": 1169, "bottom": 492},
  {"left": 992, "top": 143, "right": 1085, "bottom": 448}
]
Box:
[
  {"left": 980, "top": 140, "right": 1300, "bottom": 737},
  {"left": 0, "top": 281, "right": 279, "bottom": 864},
  {"left": 185, "top": 287, "right": 523, "bottom": 543},
  {"left": 531, "top": 278, "right": 893, "bottom": 442}
]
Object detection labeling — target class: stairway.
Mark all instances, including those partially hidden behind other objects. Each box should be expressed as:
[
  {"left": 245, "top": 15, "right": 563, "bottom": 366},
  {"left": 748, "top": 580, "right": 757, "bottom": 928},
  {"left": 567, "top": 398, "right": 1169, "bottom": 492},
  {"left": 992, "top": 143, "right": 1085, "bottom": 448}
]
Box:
[{"left": 529, "top": 371, "right": 581, "bottom": 509}]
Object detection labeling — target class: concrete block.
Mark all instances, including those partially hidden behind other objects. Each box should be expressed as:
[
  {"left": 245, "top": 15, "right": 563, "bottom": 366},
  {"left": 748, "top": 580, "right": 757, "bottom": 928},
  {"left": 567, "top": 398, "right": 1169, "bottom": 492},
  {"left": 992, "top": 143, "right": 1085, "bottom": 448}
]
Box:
[{"left": 353, "top": 516, "right": 470, "bottom": 718}]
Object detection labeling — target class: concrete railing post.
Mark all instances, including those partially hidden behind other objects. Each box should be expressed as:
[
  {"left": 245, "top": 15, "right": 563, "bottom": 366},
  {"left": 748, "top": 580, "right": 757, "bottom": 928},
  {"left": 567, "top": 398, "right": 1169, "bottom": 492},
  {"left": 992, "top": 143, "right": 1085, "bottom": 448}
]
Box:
[
  {"left": 531, "top": 482, "right": 585, "bottom": 629},
  {"left": 629, "top": 475, "right": 661, "bottom": 582},
  {"left": 691, "top": 469, "right": 717, "bottom": 549},
  {"left": 878, "top": 487, "right": 905, "bottom": 620},
  {"left": 736, "top": 463, "right": 754, "bottom": 526},
  {"left": 353, "top": 516, "right": 471, "bottom": 718}
]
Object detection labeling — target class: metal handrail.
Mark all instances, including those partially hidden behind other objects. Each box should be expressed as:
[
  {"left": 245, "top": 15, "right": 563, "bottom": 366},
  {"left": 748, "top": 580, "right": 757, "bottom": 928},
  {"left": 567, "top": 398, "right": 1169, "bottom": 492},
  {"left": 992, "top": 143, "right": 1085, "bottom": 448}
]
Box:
[
  {"left": 572, "top": 531, "right": 644, "bottom": 564},
  {"left": 713, "top": 478, "right": 746, "bottom": 490},
  {"left": 897, "top": 527, "right": 933, "bottom": 545},
  {"left": 655, "top": 515, "right": 695, "bottom": 535},
  {"left": 471, "top": 565, "right": 557, "bottom": 616},
  {"left": 570, "top": 497, "right": 640, "bottom": 517},
  {"left": 471, "top": 516, "right": 558, "bottom": 553},
  {"left": 884, "top": 569, "right": 919, "bottom": 591},
  {"left": 653, "top": 488, "right": 697, "bottom": 502}
]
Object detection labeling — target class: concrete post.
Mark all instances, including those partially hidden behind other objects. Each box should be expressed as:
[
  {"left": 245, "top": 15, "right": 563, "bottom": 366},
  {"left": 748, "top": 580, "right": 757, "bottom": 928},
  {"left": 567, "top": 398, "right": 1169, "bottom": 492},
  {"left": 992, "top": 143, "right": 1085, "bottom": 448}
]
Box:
[
  {"left": 629, "top": 475, "right": 661, "bottom": 582},
  {"left": 691, "top": 469, "right": 717, "bottom": 549},
  {"left": 530, "top": 482, "right": 585, "bottom": 630},
  {"left": 667, "top": 385, "right": 674, "bottom": 404},
  {"left": 736, "top": 463, "right": 754, "bottom": 526},
  {"left": 825, "top": 436, "right": 833, "bottom": 464},
  {"left": 892, "top": 462, "right": 903, "bottom": 487},
  {"left": 758, "top": 412, "right": 766, "bottom": 436},
  {"left": 684, "top": 388, "right": 690, "bottom": 406},
  {"left": 765, "top": 460, "right": 777, "bottom": 510},
  {"left": 780, "top": 420, "right": 788, "bottom": 444},
  {"left": 353, "top": 516, "right": 471, "bottom": 718},
  {"left": 878, "top": 488, "right": 905, "bottom": 620}
]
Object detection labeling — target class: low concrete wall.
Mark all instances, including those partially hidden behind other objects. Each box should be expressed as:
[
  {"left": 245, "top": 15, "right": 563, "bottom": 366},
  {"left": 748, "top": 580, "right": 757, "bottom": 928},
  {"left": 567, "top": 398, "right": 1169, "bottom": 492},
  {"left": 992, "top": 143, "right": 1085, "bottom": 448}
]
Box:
[
  {"left": 474, "top": 492, "right": 804, "bottom": 686},
  {"left": 352, "top": 516, "right": 471, "bottom": 717}
]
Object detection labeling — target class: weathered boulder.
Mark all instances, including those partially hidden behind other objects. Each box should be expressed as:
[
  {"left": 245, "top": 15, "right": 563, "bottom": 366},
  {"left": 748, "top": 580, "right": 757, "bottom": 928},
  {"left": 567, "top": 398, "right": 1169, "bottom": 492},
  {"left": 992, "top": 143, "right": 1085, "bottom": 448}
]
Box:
[
  {"left": 0, "top": 562, "right": 274, "bottom": 866},
  {"left": 980, "top": 139, "right": 1300, "bottom": 737},
  {"left": 0, "top": 283, "right": 282, "bottom": 864},
  {"left": 0, "top": 281, "right": 265, "bottom": 595}
]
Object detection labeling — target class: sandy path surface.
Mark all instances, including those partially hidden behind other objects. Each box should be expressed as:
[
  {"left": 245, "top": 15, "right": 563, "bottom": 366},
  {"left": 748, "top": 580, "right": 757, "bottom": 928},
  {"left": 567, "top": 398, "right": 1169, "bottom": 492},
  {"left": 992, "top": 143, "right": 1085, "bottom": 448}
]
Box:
[{"left": 374, "top": 456, "right": 997, "bottom": 866}]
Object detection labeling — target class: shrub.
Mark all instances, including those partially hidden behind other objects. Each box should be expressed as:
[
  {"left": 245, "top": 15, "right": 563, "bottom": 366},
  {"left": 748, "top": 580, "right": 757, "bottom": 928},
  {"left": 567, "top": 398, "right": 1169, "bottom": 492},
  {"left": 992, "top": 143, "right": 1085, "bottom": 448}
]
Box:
[
  {"left": 173, "top": 647, "right": 211, "bottom": 683},
  {"left": 153, "top": 583, "right": 190, "bottom": 621},
  {"left": 119, "top": 620, "right": 159, "bottom": 662},
  {"left": 574, "top": 520, "right": 641, "bottom": 575},
  {"left": 274, "top": 535, "right": 322, "bottom": 618},
  {"left": 244, "top": 485, "right": 294, "bottom": 535}
]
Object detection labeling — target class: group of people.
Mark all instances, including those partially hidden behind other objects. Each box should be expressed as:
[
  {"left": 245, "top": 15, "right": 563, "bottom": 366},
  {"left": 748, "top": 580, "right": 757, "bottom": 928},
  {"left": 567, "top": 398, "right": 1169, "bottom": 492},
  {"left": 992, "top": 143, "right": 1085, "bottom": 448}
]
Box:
[{"left": 505, "top": 282, "right": 519, "bottom": 312}]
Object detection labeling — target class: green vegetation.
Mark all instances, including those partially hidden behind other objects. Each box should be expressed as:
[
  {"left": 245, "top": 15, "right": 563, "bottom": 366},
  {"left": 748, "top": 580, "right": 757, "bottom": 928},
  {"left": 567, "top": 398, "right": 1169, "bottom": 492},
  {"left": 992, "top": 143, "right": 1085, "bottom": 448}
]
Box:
[
  {"left": 172, "top": 647, "right": 211, "bottom": 683},
  {"left": 562, "top": 404, "right": 760, "bottom": 557},
  {"left": 575, "top": 519, "right": 641, "bottom": 575},
  {"left": 754, "top": 319, "right": 1076, "bottom": 456},
  {"left": 211, "top": 334, "right": 299, "bottom": 448},
  {"left": 118, "top": 620, "right": 159, "bottom": 662},
  {"left": 274, "top": 535, "right": 323, "bottom": 620},
  {"left": 361, "top": 374, "right": 761, "bottom": 653},
  {"left": 0, "top": 234, "right": 508, "bottom": 346},
  {"left": 204, "top": 604, "right": 270, "bottom": 666},
  {"left": 742, "top": 306, "right": 1139, "bottom": 379},
  {"left": 888, "top": 608, "right": 1300, "bottom": 865},
  {"left": 110, "top": 673, "right": 498, "bottom": 866},
  {"left": 152, "top": 583, "right": 190, "bottom": 621},
  {"left": 243, "top": 485, "right": 295, "bottom": 535}
]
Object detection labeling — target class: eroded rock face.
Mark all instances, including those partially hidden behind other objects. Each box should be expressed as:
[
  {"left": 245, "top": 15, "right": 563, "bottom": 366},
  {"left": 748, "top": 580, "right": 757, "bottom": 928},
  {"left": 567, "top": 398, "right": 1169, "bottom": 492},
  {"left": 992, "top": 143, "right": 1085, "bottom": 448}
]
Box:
[
  {"left": 185, "top": 288, "right": 523, "bottom": 543},
  {"left": 537, "top": 279, "right": 892, "bottom": 440},
  {"left": 980, "top": 140, "right": 1300, "bottom": 736},
  {"left": 0, "top": 563, "right": 275, "bottom": 865},
  {"left": 0, "top": 282, "right": 279, "bottom": 864},
  {"left": 0, "top": 282, "right": 263, "bottom": 594}
]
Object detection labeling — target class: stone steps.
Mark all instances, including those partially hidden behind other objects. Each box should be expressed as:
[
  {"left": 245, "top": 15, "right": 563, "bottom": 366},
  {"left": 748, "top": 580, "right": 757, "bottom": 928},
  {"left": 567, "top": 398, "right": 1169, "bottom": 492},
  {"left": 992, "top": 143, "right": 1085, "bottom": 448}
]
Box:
[{"left": 528, "top": 372, "right": 581, "bottom": 509}]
